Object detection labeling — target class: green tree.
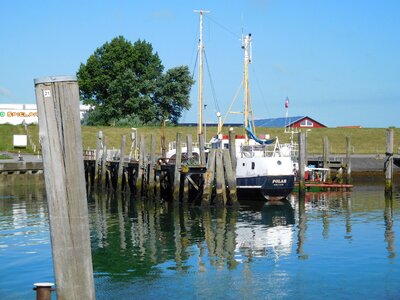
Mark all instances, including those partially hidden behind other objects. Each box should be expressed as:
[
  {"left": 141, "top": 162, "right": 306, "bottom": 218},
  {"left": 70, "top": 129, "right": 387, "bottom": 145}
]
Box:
[{"left": 77, "top": 36, "right": 193, "bottom": 126}]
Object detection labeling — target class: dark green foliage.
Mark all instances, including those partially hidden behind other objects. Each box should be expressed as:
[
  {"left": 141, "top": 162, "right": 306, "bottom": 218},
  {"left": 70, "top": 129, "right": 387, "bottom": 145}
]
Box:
[{"left": 77, "top": 36, "right": 194, "bottom": 126}]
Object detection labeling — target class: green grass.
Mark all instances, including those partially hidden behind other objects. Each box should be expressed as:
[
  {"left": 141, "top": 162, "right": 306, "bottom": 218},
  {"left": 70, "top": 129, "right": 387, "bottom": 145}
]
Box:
[{"left": 0, "top": 124, "right": 399, "bottom": 155}]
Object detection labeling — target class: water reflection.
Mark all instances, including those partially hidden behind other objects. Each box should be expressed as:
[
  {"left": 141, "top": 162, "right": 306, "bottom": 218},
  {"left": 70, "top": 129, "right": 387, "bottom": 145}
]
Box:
[{"left": 87, "top": 192, "right": 301, "bottom": 280}]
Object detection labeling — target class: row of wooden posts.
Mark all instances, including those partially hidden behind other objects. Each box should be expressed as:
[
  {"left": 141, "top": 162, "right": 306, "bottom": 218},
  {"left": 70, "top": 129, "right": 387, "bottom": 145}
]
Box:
[{"left": 84, "top": 130, "right": 239, "bottom": 207}]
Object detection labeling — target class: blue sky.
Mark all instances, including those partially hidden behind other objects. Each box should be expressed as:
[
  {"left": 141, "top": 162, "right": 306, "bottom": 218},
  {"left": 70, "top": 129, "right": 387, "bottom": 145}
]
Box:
[{"left": 1, "top": 0, "right": 399, "bottom": 128}]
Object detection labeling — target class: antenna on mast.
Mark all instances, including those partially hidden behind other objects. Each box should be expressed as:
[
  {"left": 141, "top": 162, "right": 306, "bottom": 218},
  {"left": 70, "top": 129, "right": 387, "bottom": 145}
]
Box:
[{"left": 193, "top": 9, "right": 210, "bottom": 136}]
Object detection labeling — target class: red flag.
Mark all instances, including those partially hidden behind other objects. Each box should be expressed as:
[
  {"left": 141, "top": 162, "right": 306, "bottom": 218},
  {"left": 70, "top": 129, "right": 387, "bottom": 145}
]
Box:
[{"left": 285, "top": 97, "right": 289, "bottom": 108}]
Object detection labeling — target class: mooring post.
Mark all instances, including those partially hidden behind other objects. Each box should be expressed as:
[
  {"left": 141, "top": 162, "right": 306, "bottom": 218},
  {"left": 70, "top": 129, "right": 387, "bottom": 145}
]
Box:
[
  {"left": 101, "top": 135, "right": 108, "bottom": 186},
  {"left": 198, "top": 133, "right": 206, "bottom": 165},
  {"left": 298, "top": 132, "right": 306, "bottom": 196},
  {"left": 34, "top": 76, "right": 95, "bottom": 299},
  {"left": 215, "top": 149, "right": 227, "bottom": 206},
  {"left": 148, "top": 134, "right": 156, "bottom": 196},
  {"left": 222, "top": 149, "right": 238, "bottom": 206},
  {"left": 95, "top": 131, "right": 103, "bottom": 185},
  {"left": 228, "top": 128, "right": 237, "bottom": 172},
  {"left": 136, "top": 135, "right": 145, "bottom": 195},
  {"left": 346, "top": 136, "right": 352, "bottom": 184},
  {"left": 385, "top": 128, "right": 394, "bottom": 196},
  {"left": 202, "top": 149, "right": 216, "bottom": 206},
  {"left": 33, "top": 282, "right": 54, "bottom": 300},
  {"left": 323, "top": 136, "right": 331, "bottom": 179},
  {"left": 173, "top": 132, "right": 182, "bottom": 202},
  {"left": 186, "top": 134, "right": 193, "bottom": 162},
  {"left": 117, "top": 135, "right": 126, "bottom": 190}
]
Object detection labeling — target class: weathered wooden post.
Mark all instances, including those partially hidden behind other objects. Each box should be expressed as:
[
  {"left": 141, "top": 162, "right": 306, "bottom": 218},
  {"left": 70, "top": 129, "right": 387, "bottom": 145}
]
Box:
[
  {"left": 385, "top": 128, "right": 394, "bottom": 196},
  {"left": 215, "top": 149, "right": 227, "bottom": 206},
  {"left": 298, "top": 132, "right": 306, "bottom": 196},
  {"left": 198, "top": 133, "right": 206, "bottom": 165},
  {"left": 346, "top": 136, "right": 352, "bottom": 184},
  {"left": 228, "top": 128, "right": 236, "bottom": 172},
  {"left": 101, "top": 135, "right": 108, "bottom": 186},
  {"left": 202, "top": 149, "right": 216, "bottom": 206},
  {"left": 117, "top": 135, "right": 126, "bottom": 190},
  {"left": 148, "top": 134, "right": 156, "bottom": 196},
  {"left": 34, "top": 76, "right": 95, "bottom": 299},
  {"left": 222, "top": 149, "right": 238, "bottom": 206},
  {"left": 95, "top": 131, "right": 103, "bottom": 185},
  {"left": 186, "top": 134, "right": 193, "bottom": 162},
  {"left": 173, "top": 132, "right": 182, "bottom": 202},
  {"left": 323, "top": 136, "right": 331, "bottom": 179}
]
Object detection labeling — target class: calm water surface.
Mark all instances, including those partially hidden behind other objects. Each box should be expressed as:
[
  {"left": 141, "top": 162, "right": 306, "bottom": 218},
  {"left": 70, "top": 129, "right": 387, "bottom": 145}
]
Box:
[{"left": 0, "top": 177, "right": 399, "bottom": 299}]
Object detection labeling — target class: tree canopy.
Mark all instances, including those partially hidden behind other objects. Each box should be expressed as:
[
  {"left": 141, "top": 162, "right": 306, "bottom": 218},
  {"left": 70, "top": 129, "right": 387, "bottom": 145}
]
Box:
[{"left": 77, "top": 36, "right": 194, "bottom": 126}]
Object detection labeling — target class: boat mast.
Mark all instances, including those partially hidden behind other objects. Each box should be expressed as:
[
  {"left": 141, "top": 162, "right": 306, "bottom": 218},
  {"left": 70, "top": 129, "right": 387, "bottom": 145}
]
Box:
[
  {"left": 242, "top": 33, "right": 252, "bottom": 143},
  {"left": 194, "top": 10, "right": 209, "bottom": 135}
]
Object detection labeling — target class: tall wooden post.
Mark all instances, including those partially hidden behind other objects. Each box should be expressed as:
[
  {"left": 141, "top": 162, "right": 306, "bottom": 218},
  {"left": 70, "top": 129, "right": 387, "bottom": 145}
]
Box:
[
  {"left": 173, "top": 132, "right": 182, "bottom": 202},
  {"left": 118, "top": 135, "right": 126, "bottom": 190},
  {"left": 385, "top": 128, "right": 394, "bottom": 196},
  {"left": 95, "top": 131, "right": 103, "bottom": 185},
  {"left": 148, "top": 134, "right": 156, "bottom": 196},
  {"left": 186, "top": 134, "right": 193, "bottom": 162},
  {"left": 346, "top": 136, "right": 352, "bottom": 184},
  {"left": 323, "top": 136, "right": 330, "bottom": 179},
  {"left": 198, "top": 133, "right": 206, "bottom": 165},
  {"left": 298, "top": 132, "right": 306, "bottom": 196},
  {"left": 34, "top": 76, "right": 95, "bottom": 299},
  {"left": 228, "top": 128, "right": 236, "bottom": 172}
]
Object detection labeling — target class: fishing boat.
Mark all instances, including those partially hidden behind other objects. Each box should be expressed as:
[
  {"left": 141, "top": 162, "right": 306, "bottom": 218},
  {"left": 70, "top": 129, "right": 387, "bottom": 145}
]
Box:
[{"left": 212, "top": 33, "right": 295, "bottom": 200}]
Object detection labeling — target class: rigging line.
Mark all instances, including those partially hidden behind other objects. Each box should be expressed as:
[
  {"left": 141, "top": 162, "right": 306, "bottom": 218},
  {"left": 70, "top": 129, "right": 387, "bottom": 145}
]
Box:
[
  {"left": 222, "top": 80, "right": 243, "bottom": 126},
  {"left": 205, "top": 15, "right": 241, "bottom": 40},
  {"left": 203, "top": 51, "right": 220, "bottom": 113},
  {"left": 191, "top": 49, "right": 199, "bottom": 80}
]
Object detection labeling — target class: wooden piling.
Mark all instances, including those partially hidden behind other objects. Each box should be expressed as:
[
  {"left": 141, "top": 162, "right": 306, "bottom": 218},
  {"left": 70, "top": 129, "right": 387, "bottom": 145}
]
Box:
[
  {"left": 34, "top": 76, "right": 95, "bottom": 299},
  {"left": 298, "top": 132, "right": 306, "bottom": 196},
  {"left": 198, "top": 133, "right": 206, "bottom": 165},
  {"left": 228, "top": 129, "right": 236, "bottom": 172},
  {"left": 202, "top": 149, "right": 216, "bottom": 206},
  {"left": 148, "top": 134, "right": 156, "bottom": 196},
  {"left": 95, "top": 131, "right": 103, "bottom": 184},
  {"left": 173, "top": 133, "right": 182, "bottom": 202},
  {"left": 186, "top": 134, "right": 193, "bottom": 161},
  {"left": 346, "top": 136, "right": 352, "bottom": 184},
  {"left": 136, "top": 135, "right": 146, "bottom": 195},
  {"left": 385, "top": 128, "right": 394, "bottom": 196},
  {"left": 215, "top": 149, "right": 227, "bottom": 206},
  {"left": 117, "top": 135, "right": 126, "bottom": 190},
  {"left": 323, "top": 136, "right": 331, "bottom": 179},
  {"left": 222, "top": 149, "right": 238, "bottom": 206}
]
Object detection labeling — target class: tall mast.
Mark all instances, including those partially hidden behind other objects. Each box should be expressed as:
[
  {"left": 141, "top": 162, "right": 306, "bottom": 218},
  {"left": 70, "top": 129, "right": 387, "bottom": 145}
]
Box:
[
  {"left": 194, "top": 10, "right": 209, "bottom": 135},
  {"left": 242, "top": 33, "right": 252, "bottom": 143}
]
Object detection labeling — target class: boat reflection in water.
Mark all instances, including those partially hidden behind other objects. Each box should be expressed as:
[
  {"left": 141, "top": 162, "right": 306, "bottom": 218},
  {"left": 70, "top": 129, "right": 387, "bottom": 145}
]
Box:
[{"left": 235, "top": 198, "right": 295, "bottom": 261}]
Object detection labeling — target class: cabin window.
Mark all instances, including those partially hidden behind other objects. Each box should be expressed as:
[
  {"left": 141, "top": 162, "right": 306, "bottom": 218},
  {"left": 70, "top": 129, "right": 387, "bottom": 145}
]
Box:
[
  {"left": 300, "top": 119, "right": 313, "bottom": 127},
  {"left": 251, "top": 162, "right": 255, "bottom": 170},
  {"left": 224, "top": 144, "right": 229, "bottom": 149}
]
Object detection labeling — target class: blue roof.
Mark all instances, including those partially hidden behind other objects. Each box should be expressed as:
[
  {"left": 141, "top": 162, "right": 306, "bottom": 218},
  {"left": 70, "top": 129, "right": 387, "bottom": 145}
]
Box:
[{"left": 254, "top": 116, "right": 306, "bottom": 128}]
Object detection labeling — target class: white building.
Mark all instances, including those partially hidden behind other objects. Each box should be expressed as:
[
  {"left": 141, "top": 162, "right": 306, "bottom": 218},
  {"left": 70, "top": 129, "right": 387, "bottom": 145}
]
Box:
[{"left": 0, "top": 104, "right": 90, "bottom": 125}]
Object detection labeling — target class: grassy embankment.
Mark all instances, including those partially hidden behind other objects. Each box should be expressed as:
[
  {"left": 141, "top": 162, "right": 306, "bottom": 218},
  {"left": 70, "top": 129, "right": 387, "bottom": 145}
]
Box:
[{"left": 0, "top": 124, "right": 398, "bottom": 156}]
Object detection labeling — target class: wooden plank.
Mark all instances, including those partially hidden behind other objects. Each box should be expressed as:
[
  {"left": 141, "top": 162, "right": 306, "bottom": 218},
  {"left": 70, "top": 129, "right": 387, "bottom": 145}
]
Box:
[
  {"left": 34, "top": 76, "right": 95, "bottom": 299},
  {"left": 198, "top": 133, "right": 206, "bottom": 165},
  {"left": 117, "top": 135, "right": 126, "bottom": 190}
]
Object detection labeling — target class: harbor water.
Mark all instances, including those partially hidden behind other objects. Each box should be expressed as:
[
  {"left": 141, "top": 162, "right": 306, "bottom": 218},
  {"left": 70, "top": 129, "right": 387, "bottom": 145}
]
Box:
[{"left": 0, "top": 176, "right": 399, "bottom": 299}]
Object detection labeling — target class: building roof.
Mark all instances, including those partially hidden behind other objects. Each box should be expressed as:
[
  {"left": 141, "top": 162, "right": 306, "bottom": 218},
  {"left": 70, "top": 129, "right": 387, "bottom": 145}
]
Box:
[
  {"left": 254, "top": 116, "right": 306, "bottom": 127},
  {"left": 254, "top": 116, "right": 326, "bottom": 128}
]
